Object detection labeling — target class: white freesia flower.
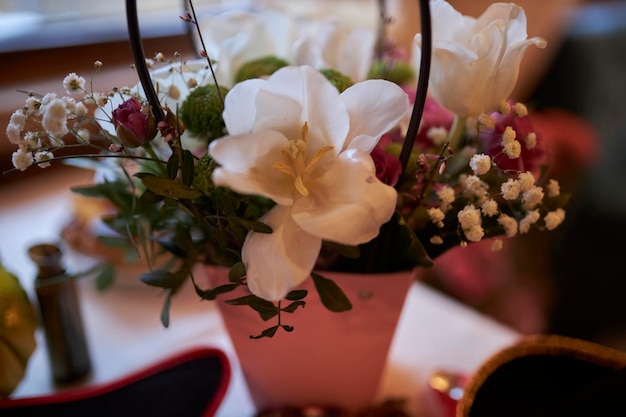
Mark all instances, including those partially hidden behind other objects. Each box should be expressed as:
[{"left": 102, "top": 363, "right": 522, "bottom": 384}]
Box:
[
  {"left": 198, "top": 9, "right": 295, "bottom": 87},
  {"left": 292, "top": 18, "right": 375, "bottom": 82},
  {"left": 414, "top": 0, "right": 546, "bottom": 117},
  {"left": 209, "top": 66, "right": 409, "bottom": 301},
  {"left": 198, "top": 8, "right": 375, "bottom": 87}
]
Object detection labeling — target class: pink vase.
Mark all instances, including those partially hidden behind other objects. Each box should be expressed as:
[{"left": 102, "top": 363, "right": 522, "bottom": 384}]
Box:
[{"left": 204, "top": 266, "right": 416, "bottom": 413}]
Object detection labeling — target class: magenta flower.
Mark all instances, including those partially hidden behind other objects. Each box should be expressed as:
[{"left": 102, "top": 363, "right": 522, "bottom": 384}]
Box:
[
  {"left": 112, "top": 97, "right": 157, "bottom": 148},
  {"left": 414, "top": 95, "right": 455, "bottom": 150},
  {"left": 370, "top": 143, "right": 402, "bottom": 187},
  {"left": 479, "top": 106, "right": 547, "bottom": 178}
]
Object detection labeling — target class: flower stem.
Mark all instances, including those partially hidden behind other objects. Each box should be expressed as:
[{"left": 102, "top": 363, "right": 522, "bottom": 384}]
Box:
[
  {"left": 398, "top": 0, "right": 431, "bottom": 179},
  {"left": 125, "top": 0, "right": 164, "bottom": 123},
  {"left": 446, "top": 116, "right": 467, "bottom": 152}
]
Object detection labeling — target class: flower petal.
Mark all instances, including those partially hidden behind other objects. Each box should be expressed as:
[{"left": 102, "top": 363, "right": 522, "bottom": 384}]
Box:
[
  {"left": 340, "top": 79, "right": 409, "bottom": 152},
  {"left": 222, "top": 78, "right": 265, "bottom": 135},
  {"left": 243, "top": 206, "right": 321, "bottom": 301},
  {"left": 292, "top": 148, "right": 397, "bottom": 245},
  {"left": 209, "top": 130, "right": 295, "bottom": 205},
  {"left": 264, "top": 66, "right": 350, "bottom": 151}
]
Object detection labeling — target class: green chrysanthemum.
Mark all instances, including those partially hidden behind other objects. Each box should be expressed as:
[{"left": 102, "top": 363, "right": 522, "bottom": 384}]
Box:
[
  {"left": 193, "top": 153, "right": 218, "bottom": 195},
  {"left": 179, "top": 85, "right": 229, "bottom": 142},
  {"left": 368, "top": 60, "right": 416, "bottom": 86},
  {"left": 234, "top": 56, "right": 289, "bottom": 84},
  {"left": 318, "top": 68, "right": 354, "bottom": 93}
]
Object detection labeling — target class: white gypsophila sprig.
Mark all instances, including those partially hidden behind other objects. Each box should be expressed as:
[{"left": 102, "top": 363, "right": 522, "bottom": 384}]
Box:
[
  {"left": 497, "top": 213, "right": 518, "bottom": 238},
  {"left": 469, "top": 153, "right": 491, "bottom": 175},
  {"left": 457, "top": 204, "right": 485, "bottom": 242},
  {"left": 62, "top": 73, "right": 86, "bottom": 95},
  {"left": 544, "top": 208, "right": 566, "bottom": 231},
  {"left": 519, "top": 209, "right": 541, "bottom": 233}
]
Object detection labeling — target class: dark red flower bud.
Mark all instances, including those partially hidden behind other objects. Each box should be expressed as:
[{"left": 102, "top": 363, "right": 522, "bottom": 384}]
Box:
[{"left": 112, "top": 97, "right": 157, "bottom": 148}]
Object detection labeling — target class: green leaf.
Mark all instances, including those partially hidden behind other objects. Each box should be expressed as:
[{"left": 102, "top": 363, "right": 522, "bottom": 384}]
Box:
[
  {"left": 285, "top": 289, "right": 307, "bottom": 301},
  {"left": 281, "top": 300, "right": 306, "bottom": 313},
  {"left": 224, "top": 295, "right": 279, "bottom": 321},
  {"left": 97, "top": 235, "right": 131, "bottom": 248},
  {"left": 140, "top": 268, "right": 186, "bottom": 288},
  {"left": 182, "top": 150, "right": 195, "bottom": 186},
  {"left": 160, "top": 291, "right": 172, "bottom": 328},
  {"left": 139, "top": 188, "right": 163, "bottom": 205},
  {"left": 281, "top": 324, "right": 294, "bottom": 332},
  {"left": 94, "top": 262, "right": 115, "bottom": 291},
  {"left": 311, "top": 272, "right": 352, "bottom": 312},
  {"left": 231, "top": 217, "right": 273, "bottom": 234},
  {"left": 323, "top": 241, "right": 360, "bottom": 259},
  {"left": 250, "top": 325, "right": 279, "bottom": 339},
  {"left": 70, "top": 181, "right": 134, "bottom": 211},
  {"left": 228, "top": 262, "right": 246, "bottom": 282},
  {"left": 140, "top": 175, "right": 202, "bottom": 200},
  {"left": 166, "top": 152, "right": 179, "bottom": 180},
  {"left": 194, "top": 282, "right": 239, "bottom": 300}
]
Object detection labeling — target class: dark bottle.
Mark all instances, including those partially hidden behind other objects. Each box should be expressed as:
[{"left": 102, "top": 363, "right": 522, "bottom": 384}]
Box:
[{"left": 28, "top": 243, "right": 91, "bottom": 384}]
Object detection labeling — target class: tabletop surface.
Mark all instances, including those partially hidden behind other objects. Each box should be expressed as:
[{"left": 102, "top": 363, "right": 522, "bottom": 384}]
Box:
[{"left": 0, "top": 167, "right": 520, "bottom": 417}]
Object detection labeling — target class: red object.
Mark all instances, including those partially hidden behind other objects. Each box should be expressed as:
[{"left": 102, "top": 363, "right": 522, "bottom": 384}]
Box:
[{"left": 0, "top": 347, "right": 231, "bottom": 417}]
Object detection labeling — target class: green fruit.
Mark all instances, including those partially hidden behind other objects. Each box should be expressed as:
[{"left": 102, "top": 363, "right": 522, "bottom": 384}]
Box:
[{"left": 0, "top": 263, "right": 38, "bottom": 398}]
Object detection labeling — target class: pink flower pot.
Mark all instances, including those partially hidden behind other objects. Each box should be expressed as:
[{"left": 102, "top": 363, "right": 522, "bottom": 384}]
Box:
[{"left": 205, "top": 267, "right": 416, "bottom": 413}]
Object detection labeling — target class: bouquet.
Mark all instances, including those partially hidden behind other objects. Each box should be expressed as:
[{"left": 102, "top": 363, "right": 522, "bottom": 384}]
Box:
[{"left": 4, "top": 0, "right": 568, "bottom": 337}]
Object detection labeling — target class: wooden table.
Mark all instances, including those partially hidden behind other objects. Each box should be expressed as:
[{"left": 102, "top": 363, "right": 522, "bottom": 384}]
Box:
[{"left": 0, "top": 167, "right": 520, "bottom": 417}]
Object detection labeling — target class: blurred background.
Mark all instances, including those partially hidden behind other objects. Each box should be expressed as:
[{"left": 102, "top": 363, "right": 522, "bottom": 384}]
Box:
[{"left": 1, "top": 0, "right": 625, "bottom": 349}]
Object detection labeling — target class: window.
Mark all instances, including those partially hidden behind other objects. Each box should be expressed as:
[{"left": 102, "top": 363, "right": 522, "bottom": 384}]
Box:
[{"left": 0, "top": 0, "right": 233, "bottom": 53}]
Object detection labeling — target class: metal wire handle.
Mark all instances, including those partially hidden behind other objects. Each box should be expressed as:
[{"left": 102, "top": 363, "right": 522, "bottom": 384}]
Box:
[{"left": 124, "top": 0, "right": 431, "bottom": 176}]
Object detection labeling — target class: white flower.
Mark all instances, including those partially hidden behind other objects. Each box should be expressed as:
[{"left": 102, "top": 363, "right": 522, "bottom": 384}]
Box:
[
  {"left": 525, "top": 132, "right": 537, "bottom": 149},
  {"left": 513, "top": 102, "right": 528, "bottom": 117},
  {"left": 6, "top": 123, "right": 21, "bottom": 145},
  {"left": 469, "top": 153, "right": 491, "bottom": 176},
  {"left": 519, "top": 209, "right": 540, "bottom": 233},
  {"left": 544, "top": 208, "right": 566, "bottom": 231},
  {"left": 9, "top": 110, "right": 27, "bottom": 129},
  {"left": 491, "top": 238, "right": 503, "bottom": 251},
  {"left": 34, "top": 150, "right": 53, "bottom": 168},
  {"left": 62, "top": 72, "right": 86, "bottom": 94},
  {"left": 427, "top": 207, "right": 446, "bottom": 227},
  {"left": 517, "top": 171, "right": 536, "bottom": 191},
  {"left": 501, "top": 178, "right": 521, "bottom": 200},
  {"left": 522, "top": 185, "right": 544, "bottom": 209},
  {"left": 546, "top": 179, "right": 561, "bottom": 198},
  {"left": 464, "top": 225, "right": 485, "bottom": 242},
  {"left": 199, "top": 9, "right": 375, "bottom": 87},
  {"left": 498, "top": 213, "right": 518, "bottom": 237},
  {"left": 437, "top": 185, "right": 456, "bottom": 211},
  {"left": 426, "top": 126, "right": 448, "bottom": 146},
  {"left": 292, "top": 18, "right": 375, "bottom": 82},
  {"left": 481, "top": 199, "right": 499, "bottom": 217},
  {"left": 41, "top": 98, "right": 68, "bottom": 137},
  {"left": 209, "top": 66, "right": 408, "bottom": 301},
  {"left": 458, "top": 205, "right": 482, "bottom": 230},
  {"left": 502, "top": 138, "right": 521, "bottom": 159},
  {"left": 199, "top": 9, "right": 296, "bottom": 87},
  {"left": 414, "top": 0, "right": 546, "bottom": 117},
  {"left": 12, "top": 148, "right": 33, "bottom": 171}
]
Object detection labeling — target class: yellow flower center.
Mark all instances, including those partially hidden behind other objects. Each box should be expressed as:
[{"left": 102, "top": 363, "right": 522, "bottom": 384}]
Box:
[{"left": 273, "top": 122, "right": 334, "bottom": 196}]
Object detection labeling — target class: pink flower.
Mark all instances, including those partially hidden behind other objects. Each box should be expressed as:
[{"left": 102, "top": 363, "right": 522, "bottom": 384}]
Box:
[
  {"left": 112, "top": 97, "right": 157, "bottom": 148},
  {"left": 415, "top": 95, "right": 455, "bottom": 150},
  {"left": 479, "top": 106, "right": 547, "bottom": 178},
  {"left": 370, "top": 143, "right": 402, "bottom": 187}
]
